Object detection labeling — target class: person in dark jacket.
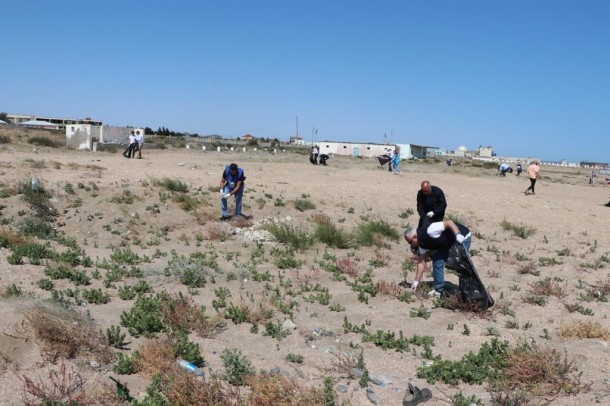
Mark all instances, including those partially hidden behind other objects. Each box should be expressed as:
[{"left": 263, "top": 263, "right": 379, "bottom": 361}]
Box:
[
  {"left": 404, "top": 220, "right": 471, "bottom": 297},
  {"left": 416, "top": 181, "right": 447, "bottom": 227},
  {"left": 219, "top": 163, "right": 246, "bottom": 220}
]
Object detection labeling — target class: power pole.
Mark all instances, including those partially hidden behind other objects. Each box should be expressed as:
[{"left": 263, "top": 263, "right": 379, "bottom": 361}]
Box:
[{"left": 296, "top": 116, "right": 299, "bottom": 138}]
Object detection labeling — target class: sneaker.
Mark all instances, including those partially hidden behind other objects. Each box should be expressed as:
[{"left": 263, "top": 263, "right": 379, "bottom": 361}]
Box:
[{"left": 427, "top": 290, "right": 441, "bottom": 299}]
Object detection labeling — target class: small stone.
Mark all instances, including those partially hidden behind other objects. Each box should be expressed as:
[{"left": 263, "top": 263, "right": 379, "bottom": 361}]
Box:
[
  {"left": 336, "top": 384, "right": 349, "bottom": 393},
  {"left": 366, "top": 388, "right": 380, "bottom": 405},
  {"left": 369, "top": 376, "right": 383, "bottom": 386},
  {"left": 351, "top": 368, "right": 364, "bottom": 378},
  {"left": 282, "top": 319, "right": 297, "bottom": 330},
  {"left": 90, "top": 360, "right": 100, "bottom": 368}
]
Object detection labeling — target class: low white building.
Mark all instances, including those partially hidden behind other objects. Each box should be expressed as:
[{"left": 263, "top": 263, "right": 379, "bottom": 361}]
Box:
[
  {"left": 319, "top": 141, "right": 393, "bottom": 158},
  {"left": 66, "top": 124, "right": 101, "bottom": 150},
  {"left": 395, "top": 144, "right": 436, "bottom": 159}
]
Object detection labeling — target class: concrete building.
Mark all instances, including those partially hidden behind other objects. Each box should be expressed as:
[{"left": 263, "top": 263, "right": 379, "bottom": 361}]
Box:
[
  {"left": 580, "top": 161, "right": 609, "bottom": 169},
  {"left": 319, "top": 141, "right": 394, "bottom": 158},
  {"left": 7, "top": 113, "right": 102, "bottom": 131},
  {"left": 66, "top": 124, "right": 144, "bottom": 150}
]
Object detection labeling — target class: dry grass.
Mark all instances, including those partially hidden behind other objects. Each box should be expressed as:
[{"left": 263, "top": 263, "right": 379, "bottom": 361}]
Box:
[
  {"left": 164, "top": 372, "right": 242, "bottom": 405},
  {"left": 18, "top": 361, "right": 90, "bottom": 406},
  {"left": 24, "top": 304, "right": 115, "bottom": 364},
  {"left": 517, "top": 261, "right": 539, "bottom": 275},
  {"left": 0, "top": 228, "right": 30, "bottom": 247},
  {"left": 559, "top": 320, "right": 609, "bottom": 340},
  {"left": 204, "top": 221, "right": 232, "bottom": 241},
  {"left": 192, "top": 208, "right": 219, "bottom": 224},
  {"left": 245, "top": 373, "right": 325, "bottom": 406},
  {"left": 289, "top": 266, "right": 321, "bottom": 288},
  {"left": 498, "top": 341, "right": 591, "bottom": 400},
  {"left": 330, "top": 350, "right": 358, "bottom": 376},
  {"left": 528, "top": 277, "right": 568, "bottom": 299},
  {"left": 231, "top": 215, "right": 253, "bottom": 228},
  {"left": 310, "top": 212, "right": 331, "bottom": 224},
  {"left": 376, "top": 280, "right": 403, "bottom": 297}
]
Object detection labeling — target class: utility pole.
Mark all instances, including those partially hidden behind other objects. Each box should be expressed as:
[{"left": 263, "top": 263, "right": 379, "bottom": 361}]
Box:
[
  {"left": 312, "top": 127, "right": 317, "bottom": 145},
  {"left": 296, "top": 116, "right": 299, "bottom": 139}
]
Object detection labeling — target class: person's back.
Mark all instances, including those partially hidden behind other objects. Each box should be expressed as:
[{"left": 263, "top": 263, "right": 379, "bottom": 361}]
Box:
[{"left": 527, "top": 163, "right": 539, "bottom": 179}]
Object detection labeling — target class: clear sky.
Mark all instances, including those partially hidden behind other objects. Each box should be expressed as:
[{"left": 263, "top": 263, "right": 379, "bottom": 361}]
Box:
[{"left": 2, "top": 1, "right": 609, "bottom": 162}]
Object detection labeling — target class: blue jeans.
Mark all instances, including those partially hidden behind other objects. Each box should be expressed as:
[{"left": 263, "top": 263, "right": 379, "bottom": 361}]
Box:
[
  {"left": 220, "top": 185, "right": 244, "bottom": 217},
  {"left": 431, "top": 236, "right": 471, "bottom": 294}
]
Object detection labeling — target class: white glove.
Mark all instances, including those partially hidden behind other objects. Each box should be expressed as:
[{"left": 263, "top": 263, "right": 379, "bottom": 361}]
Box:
[
  {"left": 219, "top": 188, "right": 223, "bottom": 194},
  {"left": 411, "top": 280, "right": 419, "bottom": 291},
  {"left": 426, "top": 211, "right": 434, "bottom": 218},
  {"left": 456, "top": 234, "right": 465, "bottom": 243},
  {"left": 222, "top": 193, "right": 231, "bottom": 199}
]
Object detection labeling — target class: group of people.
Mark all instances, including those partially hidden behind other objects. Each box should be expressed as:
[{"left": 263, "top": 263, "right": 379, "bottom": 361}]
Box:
[
  {"left": 309, "top": 145, "right": 329, "bottom": 166},
  {"left": 382, "top": 148, "right": 401, "bottom": 173},
  {"left": 123, "top": 130, "right": 144, "bottom": 159},
  {"left": 496, "top": 161, "right": 541, "bottom": 196}
]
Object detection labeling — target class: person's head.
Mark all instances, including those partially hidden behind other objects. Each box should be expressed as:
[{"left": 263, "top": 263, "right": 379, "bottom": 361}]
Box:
[
  {"left": 404, "top": 227, "right": 418, "bottom": 248},
  {"left": 136, "top": 131, "right": 140, "bottom": 135},
  {"left": 130, "top": 131, "right": 134, "bottom": 135},
  {"left": 420, "top": 181, "right": 432, "bottom": 196},
  {"left": 229, "top": 163, "right": 238, "bottom": 175}
]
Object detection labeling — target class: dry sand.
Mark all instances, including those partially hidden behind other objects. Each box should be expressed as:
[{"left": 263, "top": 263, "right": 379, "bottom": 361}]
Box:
[{"left": 0, "top": 132, "right": 609, "bottom": 405}]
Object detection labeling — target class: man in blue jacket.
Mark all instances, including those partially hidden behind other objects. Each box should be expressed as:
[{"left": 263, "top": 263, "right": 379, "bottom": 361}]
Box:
[{"left": 219, "top": 163, "right": 246, "bottom": 220}]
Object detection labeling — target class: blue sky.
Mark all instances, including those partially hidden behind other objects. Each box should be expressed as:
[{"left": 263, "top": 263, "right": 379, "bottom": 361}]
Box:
[{"left": 2, "top": 1, "right": 609, "bottom": 162}]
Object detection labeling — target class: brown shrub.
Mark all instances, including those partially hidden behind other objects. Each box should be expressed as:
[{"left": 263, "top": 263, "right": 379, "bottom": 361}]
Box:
[
  {"left": 245, "top": 373, "right": 325, "bottom": 406},
  {"left": 517, "top": 262, "right": 539, "bottom": 275},
  {"left": 289, "top": 266, "right": 321, "bottom": 287},
  {"left": 499, "top": 341, "right": 591, "bottom": 399},
  {"left": 376, "top": 280, "right": 402, "bottom": 297},
  {"left": 161, "top": 293, "right": 225, "bottom": 338},
  {"left": 330, "top": 350, "right": 358, "bottom": 376},
  {"left": 18, "top": 361, "right": 90, "bottom": 406},
  {"left": 133, "top": 337, "right": 175, "bottom": 376},
  {"left": 231, "top": 215, "right": 253, "bottom": 228},
  {"left": 0, "top": 228, "right": 30, "bottom": 247},
  {"left": 193, "top": 208, "right": 218, "bottom": 225},
  {"left": 335, "top": 256, "right": 360, "bottom": 278},
  {"left": 559, "top": 320, "right": 609, "bottom": 340},
  {"left": 24, "top": 304, "right": 115, "bottom": 364}
]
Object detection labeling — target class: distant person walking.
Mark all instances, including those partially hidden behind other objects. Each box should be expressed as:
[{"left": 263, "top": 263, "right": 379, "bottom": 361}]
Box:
[
  {"left": 135, "top": 130, "right": 144, "bottom": 159},
  {"left": 392, "top": 150, "right": 401, "bottom": 173},
  {"left": 417, "top": 181, "right": 447, "bottom": 227},
  {"left": 387, "top": 148, "right": 395, "bottom": 172},
  {"left": 590, "top": 170, "right": 596, "bottom": 184},
  {"left": 524, "top": 160, "right": 540, "bottom": 195},
  {"left": 123, "top": 131, "right": 136, "bottom": 158},
  {"left": 220, "top": 163, "right": 246, "bottom": 220}
]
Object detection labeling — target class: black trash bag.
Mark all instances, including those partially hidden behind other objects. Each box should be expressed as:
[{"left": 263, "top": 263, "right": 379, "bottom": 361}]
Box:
[
  {"left": 446, "top": 242, "right": 495, "bottom": 311},
  {"left": 377, "top": 155, "right": 391, "bottom": 166}
]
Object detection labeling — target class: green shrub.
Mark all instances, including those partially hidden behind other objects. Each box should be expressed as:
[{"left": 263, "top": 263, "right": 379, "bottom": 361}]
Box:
[
  {"left": 295, "top": 198, "right": 316, "bottom": 211},
  {"left": 263, "top": 321, "right": 290, "bottom": 341},
  {"left": 224, "top": 303, "right": 249, "bottom": 324},
  {"left": 113, "top": 353, "right": 137, "bottom": 375},
  {"left": 18, "top": 218, "right": 55, "bottom": 239},
  {"left": 0, "top": 134, "right": 10, "bottom": 144},
  {"left": 82, "top": 288, "right": 110, "bottom": 304},
  {"left": 264, "top": 222, "right": 313, "bottom": 251},
  {"left": 106, "top": 325, "right": 127, "bottom": 349},
  {"left": 118, "top": 285, "right": 137, "bottom": 300},
  {"left": 153, "top": 177, "right": 189, "bottom": 193},
  {"left": 173, "top": 333, "right": 204, "bottom": 366},
  {"left": 221, "top": 348, "right": 255, "bottom": 386},
  {"left": 315, "top": 222, "right": 353, "bottom": 249},
  {"left": 286, "top": 353, "right": 304, "bottom": 364},
  {"left": 354, "top": 219, "right": 399, "bottom": 246},
  {"left": 120, "top": 294, "right": 165, "bottom": 337},
  {"left": 4, "top": 284, "right": 22, "bottom": 297},
  {"left": 9, "top": 242, "right": 54, "bottom": 265},
  {"left": 37, "top": 278, "right": 54, "bottom": 290}
]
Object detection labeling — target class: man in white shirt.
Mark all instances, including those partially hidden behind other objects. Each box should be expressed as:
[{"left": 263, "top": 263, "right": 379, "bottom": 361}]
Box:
[{"left": 135, "top": 130, "right": 144, "bottom": 159}]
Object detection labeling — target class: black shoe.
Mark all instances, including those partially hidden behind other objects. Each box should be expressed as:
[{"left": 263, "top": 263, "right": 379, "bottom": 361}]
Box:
[{"left": 220, "top": 216, "right": 230, "bottom": 221}]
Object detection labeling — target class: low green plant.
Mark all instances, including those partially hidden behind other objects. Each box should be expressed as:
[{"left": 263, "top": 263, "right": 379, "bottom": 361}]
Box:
[
  {"left": 314, "top": 221, "right": 353, "bottom": 249},
  {"left": 4, "top": 284, "right": 22, "bottom": 297},
  {"left": 500, "top": 220, "right": 536, "bottom": 239},
  {"left": 263, "top": 320, "right": 290, "bottom": 341},
  {"left": 106, "top": 325, "right": 127, "bottom": 349},
  {"left": 410, "top": 304, "right": 431, "bottom": 320},
  {"left": 82, "top": 288, "right": 110, "bottom": 304},
  {"left": 36, "top": 278, "right": 54, "bottom": 290},
  {"left": 153, "top": 177, "right": 189, "bottom": 193},
  {"left": 354, "top": 219, "right": 399, "bottom": 247},
  {"left": 113, "top": 353, "right": 137, "bottom": 375},
  {"left": 286, "top": 353, "right": 304, "bottom": 364}
]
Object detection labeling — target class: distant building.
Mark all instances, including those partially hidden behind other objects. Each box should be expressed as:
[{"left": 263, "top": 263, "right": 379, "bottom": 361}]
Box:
[
  {"left": 241, "top": 134, "right": 255, "bottom": 140},
  {"left": 478, "top": 146, "right": 494, "bottom": 157},
  {"left": 319, "top": 141, "right": 392, "bottom": 158},
  {"left": 7, "top": 113, "right": 102, "bottom": 131},
  {"left": 580, "top": 161, "right": 608, "bottom": 169},
  {"left": 289, "top": 136, "right": 306, "bottom": 145}
]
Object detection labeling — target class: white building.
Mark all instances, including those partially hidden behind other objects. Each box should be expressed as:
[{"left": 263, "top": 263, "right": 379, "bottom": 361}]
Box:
[{"left": 319, "top": 141, "right": 394, "bottom": 158}]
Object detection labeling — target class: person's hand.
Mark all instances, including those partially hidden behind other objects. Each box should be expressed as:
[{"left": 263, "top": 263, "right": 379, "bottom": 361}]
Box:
[
  {"left": 411, "top": 280, "right": 419, "bottom": 291},
  {"left": 426, "top": 211, "right": 434, "bottom": 218},
  {"left": 219, "top": 188, "right": 223, "bottom": 194},
  {"left": 223, "top": 193, "right": 231, "bottom": 199},
  {"left": 456, "top": 234, "right": 465, "bottom": 243}
]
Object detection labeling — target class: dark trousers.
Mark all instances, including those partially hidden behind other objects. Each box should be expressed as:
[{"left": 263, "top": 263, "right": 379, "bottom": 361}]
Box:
[{"left": 526, "top": 178, "right": 536, "bottom": 193}]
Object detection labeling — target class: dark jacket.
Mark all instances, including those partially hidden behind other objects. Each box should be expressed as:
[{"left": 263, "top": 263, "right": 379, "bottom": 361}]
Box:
[
  {"left": 417, "top": 223, "right": 469, "bottom": 251},
  {"left": 417, "top": 186, "right": 447, "bottom": 223}
]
